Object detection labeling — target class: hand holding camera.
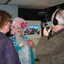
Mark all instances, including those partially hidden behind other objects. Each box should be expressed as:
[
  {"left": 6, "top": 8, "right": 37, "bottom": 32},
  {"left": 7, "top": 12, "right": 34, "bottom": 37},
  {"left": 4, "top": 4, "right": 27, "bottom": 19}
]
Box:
[
  {"left": 43, "top": 27, "right": 52, "bottom": 36},
  {"left": 19, "top": 41, "right": 25, "bottom": 47}
]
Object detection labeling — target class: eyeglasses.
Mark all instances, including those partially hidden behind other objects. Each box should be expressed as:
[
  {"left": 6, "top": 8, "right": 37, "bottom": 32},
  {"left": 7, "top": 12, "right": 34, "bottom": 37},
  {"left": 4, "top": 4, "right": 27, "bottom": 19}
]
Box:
[{"left": 14, "top": 27, "right": 23, "bottom": 29}]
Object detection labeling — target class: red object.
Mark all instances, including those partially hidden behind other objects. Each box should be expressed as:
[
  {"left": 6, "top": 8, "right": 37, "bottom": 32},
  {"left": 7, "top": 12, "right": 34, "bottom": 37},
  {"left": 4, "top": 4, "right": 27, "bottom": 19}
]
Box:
[
  {"left": 27, "top": 40, "right": 34, "bottom": 47},
  {"left": 21, "top": 22, "right": 27, "bottom": 28}
]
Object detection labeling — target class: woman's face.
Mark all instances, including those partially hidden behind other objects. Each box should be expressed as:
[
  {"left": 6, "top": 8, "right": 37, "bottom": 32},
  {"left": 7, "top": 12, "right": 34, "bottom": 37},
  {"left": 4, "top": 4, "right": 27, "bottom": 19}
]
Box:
[
  {"left": 14, "top": 25, "right": 24, "bottom": 36},
  {"left": 3, "top": 22, "right": 11, "bottom": 34}
]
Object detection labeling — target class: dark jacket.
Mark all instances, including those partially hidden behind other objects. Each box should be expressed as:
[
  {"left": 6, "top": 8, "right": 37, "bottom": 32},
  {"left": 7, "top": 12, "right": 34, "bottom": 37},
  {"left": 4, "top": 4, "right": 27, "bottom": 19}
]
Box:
[
  {"left": 35, "top": 29, "right": 64, "bottom": 64},
  {"left": 0, "top": 32, "right": 20, "bottom": 64}
]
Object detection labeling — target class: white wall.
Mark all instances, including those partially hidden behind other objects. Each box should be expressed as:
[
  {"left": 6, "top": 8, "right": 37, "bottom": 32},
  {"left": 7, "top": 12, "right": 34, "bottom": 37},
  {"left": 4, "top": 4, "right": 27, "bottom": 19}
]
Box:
[{"left": 0, "top": 5, "right": 18, "bottom": 20}]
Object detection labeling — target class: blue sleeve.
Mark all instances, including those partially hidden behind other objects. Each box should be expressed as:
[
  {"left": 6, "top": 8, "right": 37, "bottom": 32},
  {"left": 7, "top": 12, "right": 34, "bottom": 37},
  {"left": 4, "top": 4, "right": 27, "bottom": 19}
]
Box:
[{"left": 14, "top": 45, "right": 21, "bottom": 52}]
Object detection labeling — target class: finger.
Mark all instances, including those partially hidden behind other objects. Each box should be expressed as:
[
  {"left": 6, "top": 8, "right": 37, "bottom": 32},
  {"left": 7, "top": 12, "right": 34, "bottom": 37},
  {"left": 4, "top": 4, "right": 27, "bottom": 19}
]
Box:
[
  {"left": 23, "top": 41, "right": 26, "bottom": 44},
  {"left": 44, "top": 27, "right": 46, "bottom": 30},
  {"left": 22, "top": 41, "right": 25, "bottom": 43},
  {"left": 43, "top": 27, "right": 46, "bottom": 31},
  {"left": 48, "top": 27, "right": 52, "bottom": 33}
]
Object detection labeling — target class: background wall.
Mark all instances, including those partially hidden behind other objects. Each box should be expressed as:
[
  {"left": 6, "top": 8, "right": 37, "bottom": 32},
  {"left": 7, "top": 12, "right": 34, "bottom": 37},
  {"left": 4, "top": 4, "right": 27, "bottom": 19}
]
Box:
[{"left": 0, "top": 5, "right": 18, "bottom": 20}]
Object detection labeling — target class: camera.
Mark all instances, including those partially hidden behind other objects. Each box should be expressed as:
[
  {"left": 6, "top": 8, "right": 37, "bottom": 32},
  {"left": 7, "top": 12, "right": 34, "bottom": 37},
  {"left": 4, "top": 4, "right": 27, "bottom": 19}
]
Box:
[
  {"left": 46, "top": 27, "right": 52, "bottom": 35},
  {"left": 46, "top": 27, "right": 50, "bottom": 31}
]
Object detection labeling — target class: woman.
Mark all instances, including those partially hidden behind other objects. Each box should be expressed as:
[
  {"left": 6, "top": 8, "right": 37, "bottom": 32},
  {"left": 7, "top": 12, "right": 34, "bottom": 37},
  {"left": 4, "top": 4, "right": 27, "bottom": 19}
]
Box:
[
  {"left": 0, "top": 9, "right": 20, "bottom": 64},
  {"left": 10, "top": 17, "right": 36, "bottom": 64}
]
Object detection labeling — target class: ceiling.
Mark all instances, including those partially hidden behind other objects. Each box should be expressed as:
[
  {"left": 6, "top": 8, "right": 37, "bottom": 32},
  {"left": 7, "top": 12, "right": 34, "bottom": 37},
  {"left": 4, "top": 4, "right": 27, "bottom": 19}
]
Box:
[{"left": 0, "top": 0, "right": 64, "bottom": 9}]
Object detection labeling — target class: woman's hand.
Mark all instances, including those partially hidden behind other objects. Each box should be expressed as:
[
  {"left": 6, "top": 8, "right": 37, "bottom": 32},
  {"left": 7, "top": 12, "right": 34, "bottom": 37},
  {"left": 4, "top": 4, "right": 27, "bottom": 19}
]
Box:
[{"left": 19, "top": 41, "right": 25, "bottom": 47}]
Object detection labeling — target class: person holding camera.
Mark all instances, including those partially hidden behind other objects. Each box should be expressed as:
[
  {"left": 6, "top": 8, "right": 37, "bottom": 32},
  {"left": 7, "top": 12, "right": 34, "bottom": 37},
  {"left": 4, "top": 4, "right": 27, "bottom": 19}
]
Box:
[{"left": 35, "top": 8, "right": 64, "bottom": 64}]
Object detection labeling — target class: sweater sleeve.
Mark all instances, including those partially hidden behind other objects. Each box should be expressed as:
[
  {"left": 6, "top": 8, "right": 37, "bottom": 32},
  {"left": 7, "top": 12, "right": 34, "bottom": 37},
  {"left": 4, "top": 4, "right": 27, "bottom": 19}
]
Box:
[
  {"left": 4, "top": 39, "right": 20, "bottom": 64},
  {"left": 35, "top": 36, "right": 58, "bottom": 59}
]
